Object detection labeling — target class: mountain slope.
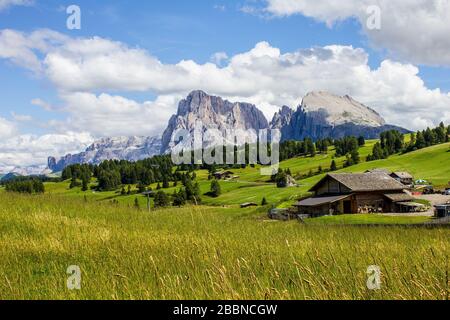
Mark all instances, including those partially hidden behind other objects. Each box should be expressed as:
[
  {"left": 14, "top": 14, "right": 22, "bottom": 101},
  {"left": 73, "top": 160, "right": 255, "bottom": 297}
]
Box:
[
  {"left": 46, "top": 90, "right": 410, "bottom": 172},
  {"left": 160, "top": 90, "right": 269, "bottom": 153},
  {"left": 272, "top": 91, "right": 409, "bottom": 141},
  {"left": 48, "top": 136, "right": 162, "bottom": 172}
]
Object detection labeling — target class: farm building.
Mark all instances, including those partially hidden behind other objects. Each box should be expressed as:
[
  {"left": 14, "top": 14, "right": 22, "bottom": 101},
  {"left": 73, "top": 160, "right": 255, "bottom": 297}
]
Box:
[
  {"left": 365, "top": 168, "right": 391, "bottom": 175},
  {"left": 435, "top": 204, "right": 450, "bottom": 218},
  {"left": 240, "top": 202, "right": 258, "bottom": 208},
  {"left": 294, "top": 173, "right": 417, "bottom": 217},
  {"left": 390, "top": 172, "right": 414, "bottom": 186},
  {"left": 213, "top": 171, "right": 235, "bottom": 180}
]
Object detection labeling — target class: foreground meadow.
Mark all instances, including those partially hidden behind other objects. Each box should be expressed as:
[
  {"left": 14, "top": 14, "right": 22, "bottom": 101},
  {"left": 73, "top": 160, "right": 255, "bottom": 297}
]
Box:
[{"left": 0, "top": 193, "right": 448, "bottom": 300}]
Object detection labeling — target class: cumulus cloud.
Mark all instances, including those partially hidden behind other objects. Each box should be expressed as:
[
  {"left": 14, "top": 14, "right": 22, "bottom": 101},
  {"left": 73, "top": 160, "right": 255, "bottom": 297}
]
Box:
[
  {"left": 0, "top": 117, "right": 17, "bottom": 138},
  {"left": 263, "top": 0, "right": 450, "bottom": 66},
  {"left": 1, "top": 28, "right": 450, "bottom": 169},
  {"left": 0, "top": 132, "right": 93, "bottom": 171},
  {"left": 55, "top": 92, "right": 180, "bottom": 137},
  {"left": 0, "top": 28, "right": 449, "bottom": 129},
  {"left": 0, "top": 29, "right": 67, "bottom": 72},
  {"left": 2, "top": 29, "right": 450, "bottom": 129}
]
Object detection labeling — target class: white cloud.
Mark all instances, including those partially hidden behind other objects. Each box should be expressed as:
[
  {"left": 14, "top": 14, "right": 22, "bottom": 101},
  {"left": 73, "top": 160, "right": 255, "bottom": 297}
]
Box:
[
  {"left": 2, "top": 29, "right": 450, "bottom": 130},
  {"left": 56, "top": 92, "right": 180, "bottom": 137},
  {"left": 0, "top": 29, "right": 67, "bottom": 72},
  {"left": 31, "top": 98, "right": 55, "bottom": 111},
  {"left": 263, "top": 0, "right": 450, "bottom": 66},
  {"left": 11, "top": 112, "right": 32, "bottom": 122},
  {"left": 0, "top": 0, "right": 32, "bottom": 12},
  {"left": 0, "top": 132, "right": 93, "bottom": 171},
  {"left": 1, "top": 28, "right": 450, "bottom": 170},
  {"left": 0, "top": 117, "right": 17, "bottom": 138}
]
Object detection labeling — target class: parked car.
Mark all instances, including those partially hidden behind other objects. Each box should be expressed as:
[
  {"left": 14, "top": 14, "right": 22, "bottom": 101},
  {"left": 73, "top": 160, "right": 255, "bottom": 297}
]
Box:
[
  {"left": 443, "top": 189, "right": 450, "bottom": 195},
  {"left": 422, "top": 186, "right": 435, "bottom": 195}
]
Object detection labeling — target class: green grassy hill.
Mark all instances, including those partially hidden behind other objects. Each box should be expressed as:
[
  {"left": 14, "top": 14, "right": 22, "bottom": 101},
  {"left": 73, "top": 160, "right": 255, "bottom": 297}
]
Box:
[
  {"left": 2, "top": 140, "right": 448, "bottom": 210},
  {"left": 0, "top": 141, "right": 449, "bottom": 300}
]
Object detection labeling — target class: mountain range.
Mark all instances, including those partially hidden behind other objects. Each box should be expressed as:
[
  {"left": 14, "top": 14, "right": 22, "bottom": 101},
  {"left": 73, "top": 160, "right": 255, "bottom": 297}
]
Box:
[{"left": 45, "top": 90, "right": 409, "bottom": 173}]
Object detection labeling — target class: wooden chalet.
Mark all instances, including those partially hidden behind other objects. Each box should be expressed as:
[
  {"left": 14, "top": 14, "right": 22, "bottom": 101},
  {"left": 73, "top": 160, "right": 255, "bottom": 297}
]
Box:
[
  {"left": 390, "top": 172, "right": 414, "bottom": 186},
  {"left": 213, "top": 171, "right": 235, "bottom": 180},
  {"left": 294, "top": 173, "right": 415, "bottom": 217}
]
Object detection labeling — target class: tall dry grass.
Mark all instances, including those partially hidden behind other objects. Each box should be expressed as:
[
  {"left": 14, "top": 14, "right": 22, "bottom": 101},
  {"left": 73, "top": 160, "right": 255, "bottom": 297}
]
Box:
[{"left": 0, "top": 193, "right": 448, "bottom": 300}]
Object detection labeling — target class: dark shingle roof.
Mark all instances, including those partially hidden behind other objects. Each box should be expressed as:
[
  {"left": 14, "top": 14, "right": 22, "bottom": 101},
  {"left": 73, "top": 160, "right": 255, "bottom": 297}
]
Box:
[
  {"left": 312, "top": 173, "right": 406, "bottom": 192},
  {"left": 391, "top": 172, "right": 413, "bottom": 179},
  {"left": 295, "top": 194, "right": 352, "bottom": 207},
  {"left": 384, "top": 192, "right": 415, "bottom": 202},
  {"left": 365, "top": 168, "right": 391, "bottom": 175}
]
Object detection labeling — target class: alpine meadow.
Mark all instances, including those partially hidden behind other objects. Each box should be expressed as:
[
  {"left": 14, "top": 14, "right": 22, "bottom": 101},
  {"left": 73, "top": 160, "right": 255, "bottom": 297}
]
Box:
[{"left": 0, "top": 0, "right": 450, "bottom": 306}]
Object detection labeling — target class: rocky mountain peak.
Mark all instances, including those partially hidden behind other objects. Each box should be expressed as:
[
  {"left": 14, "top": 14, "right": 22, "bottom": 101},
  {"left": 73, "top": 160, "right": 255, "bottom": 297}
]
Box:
[
  {"left": 270, "top": 105, "right": 294, "bottom": 129},
  {"left": 48, "top": 136, "right": 162, "bottom": 172},
  {"left": 160, "top": 91, "right": 269, "bottom": 153},
  {"left": 44, "top": 90, "right": 409, "bottom": 173},
  {"left": 300, "top": 91, "right": 386, "bottom": 127}
]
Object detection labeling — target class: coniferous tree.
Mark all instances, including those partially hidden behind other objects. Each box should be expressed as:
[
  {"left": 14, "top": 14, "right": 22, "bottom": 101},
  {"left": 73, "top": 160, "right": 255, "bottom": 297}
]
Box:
[
  {"left": 134, "top": 197, "right": 140, "bottom": 209},
  {"left": 81, "top": 178, "right": 88, "bottom": 192},
  {"left": 154, "top": 191, "right": 170, "bottom": 207},
  {"left": 210, "top": 179, "right": 222, "bottom": 197},
  {"left": 330, "top": 160, "right": 337, "bottom": 171},
  {"left": 173, "top": 189, "right": 187, "bottom": 207},
  {"left": 261, "top": 197, "right": 268, "bottom": 206},
  {"left": 358, "top": 136, "right": 366, "bottom": 146},
  {"left": 351, "top": 150, "right": 360, "bottom": 165}
]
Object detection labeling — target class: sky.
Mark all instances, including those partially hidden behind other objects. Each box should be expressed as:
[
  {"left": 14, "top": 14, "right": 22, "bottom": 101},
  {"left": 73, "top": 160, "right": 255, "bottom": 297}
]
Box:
[{"left": 0, "top": 0, "right": 450, "bottom": 171}]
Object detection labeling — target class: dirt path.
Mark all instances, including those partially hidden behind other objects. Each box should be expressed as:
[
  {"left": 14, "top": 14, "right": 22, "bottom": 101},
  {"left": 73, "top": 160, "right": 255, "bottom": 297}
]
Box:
[
  {"left": 415, "top": 194, "right": 450, "bottom": 206},
  {"left": 413, "top": 194, "right": 450, "bottom": 216}
]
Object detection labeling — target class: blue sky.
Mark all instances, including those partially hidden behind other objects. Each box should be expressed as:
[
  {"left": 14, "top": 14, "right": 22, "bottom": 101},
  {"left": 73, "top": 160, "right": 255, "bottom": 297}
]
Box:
[{"left": 0, "top": 0, "right": 449, "bottom": 170}]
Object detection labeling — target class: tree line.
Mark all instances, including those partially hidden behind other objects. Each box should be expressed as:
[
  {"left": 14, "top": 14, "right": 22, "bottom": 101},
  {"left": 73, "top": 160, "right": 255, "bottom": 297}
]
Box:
[
  {"left": 367, "top": 123, "right": 449, "bottom": 161},
  {"left": 62, "top": 155, "right": 175, "bottom": 192},
  {"left": 4, "top": 178, "right": 45, "bottom": 194}
]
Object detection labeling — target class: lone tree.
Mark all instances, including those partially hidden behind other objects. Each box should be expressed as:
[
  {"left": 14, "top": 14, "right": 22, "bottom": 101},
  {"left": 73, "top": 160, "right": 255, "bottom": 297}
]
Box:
[
  {"left": 210, "top": 179, "right": 222, "bottom": 198},
  {"left": 81, "top": 178, "right": 89, "bottom": 192},
  {"left": 173, "top": 189, "right": 187, "bottom": 207},
  {"left": 330, "top": 160, "right": 337, "bottom": 171},
  {"left": 154, "top": 191, "right": 170, "bottom": 207},
  {"left": 358, "top": 136, "right": 366, "bottom": 146},
  {"left": 261, "top": 197, "right": 268, "bottom": 206},
  {"left": 351, "top": 150, "right": 360, "bottom": 164}
]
